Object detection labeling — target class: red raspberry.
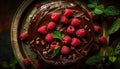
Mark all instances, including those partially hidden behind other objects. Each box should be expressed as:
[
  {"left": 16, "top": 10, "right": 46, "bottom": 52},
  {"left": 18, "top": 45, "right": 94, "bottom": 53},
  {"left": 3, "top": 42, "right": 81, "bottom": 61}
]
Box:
[
  {"left": 37, "top": 25, "right": 47, "bottom": 34},
  {"left": 71, "top": 38, "right": 81, "bottom": 46},
  {"left": 94, "top": 25, "right": 101, "bottom": 32},
  {"left": 23, "top": 58, "right": 31, "bottom": 66},
  {"left": 35, "top": 4, "right": 41, "bottom": 9},
  {"left": 98, "top": 36, "right": 107, "bottom": 45},
  {"left": 45, "top": 33, "right": 54, "bottom": 42},
  {"left": 50, "top": 41, "right": 60, "bottom": 51},
  {"left": 76, "top": 29, "right": 86, "bottom": 37},
  {"left": 64, "top": 9, "right": 73, "bottom": 17},
  {"left": 62, "top": 35, "right": 71, "bottom": 44},
  {"left": 61, "top": 46, "right": 70, "bottom": 54},
  {"left": 19, "top": 33, "right": 28, "bottom": 41},
  {"left": 51, "top": 13, "right": 60, "bottom": 21},
  {"left": 60, "top": 16, "right": 69, "bottom": 24},
  {"left": 88, "top": 11, "right": 93, "bottom": 19},
  {"left": 71, "top": 18, "right": 81, "bottom": 26},
  {"left": 47, "top": 21, "right": 56, "bottom": 30},
  {"left": 67, "top": 26, "right": 75, "bottom": 34}
]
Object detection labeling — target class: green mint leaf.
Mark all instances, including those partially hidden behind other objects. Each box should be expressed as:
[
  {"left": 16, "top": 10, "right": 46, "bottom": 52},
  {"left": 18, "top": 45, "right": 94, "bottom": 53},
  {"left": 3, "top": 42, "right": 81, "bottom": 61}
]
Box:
[
  {"left": 94, "top": 8, "right": 103, "bottom": 15},
  {"left": 51, "top": 31, "right": 64, "bottom": 40},
  {"left": 52, "top": 45, "right": 60, "bottom": 58},
  {"left": 87, "top": 3, "right": 97, "bottom": 9},
  {"left": 113, "top": 38, "right": 120, "bottom": 55},
  {"left": 1, "top": 61, "right": 9, "bottom": 69},
  {"left": 109, "top": 56, "right": 117, "bottom": 63},
  {"left": 104, "top": 6, "right": 120, "bottom": 16},
  {"left": 10, "top": 57, "right": 18, "bottom": 69},
  {"left": 85, "top": 53, "right": 103, "bottom": 65},
  {"left": 108, "top": 18, "right": 120, "bottom": 35},
  {"left": 105, "top": 47, "right": 114, "bottom": 56},
  {"left": 96, "top": 4, "right": 104, "bottom": 10}
]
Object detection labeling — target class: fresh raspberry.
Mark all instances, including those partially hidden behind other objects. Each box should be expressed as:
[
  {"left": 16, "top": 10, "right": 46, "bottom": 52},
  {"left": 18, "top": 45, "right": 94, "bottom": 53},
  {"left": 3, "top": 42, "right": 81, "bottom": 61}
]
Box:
[
  {"left": 62, "top": 35, "right": 71, "bottom": 44},
  {"left": 71, "top": 18, "right": 81, "bottom": 26},
  {"left": 60, "top": 16, "right": 69, "bottom": 24},
  {"left": 71, "top": 38, "right": 81, "bottom": 46},
  {"left": 47, "top": 21, "right": 56, "bottom": 30},
  {"left": 88, "top": 11, "right": 93, "bottom": 19},
  {"left": 61, "top": 46, "right": 70, "bottom": 54},
  {"left": 19, "top": 33, "right": 28, "bottom": 41},
  {"left": 50, "top": 41, "right": 60, "bottom": 51},
  {"left": 76, "top": 29, "right": 86, "bottom": 37},
  {"left": 51, "top": 13, "right": 60, "bottom": 21},
  {"left": 35, "top": 4, "right": 41, "bottom": 9},
  {"left": 67, "top": 26, "right": 75, "bottom": 34},
  {"left": 98, "top": 36, "right": 107, "bottom": 45},
  {"left": 45, "top": 33, "right": 54, "bottom": 42},
  {"left": 64, "top": 9, "right": 73, "bottom": 17},
  {"left": 94, "top": 25, "right": 101, "bottom": 32},
  {"left": 23, "top": 58, "right": 31, "bottom": 66},
  {"left": 37, "top": 25, "right": 47, "bottom": 34}
]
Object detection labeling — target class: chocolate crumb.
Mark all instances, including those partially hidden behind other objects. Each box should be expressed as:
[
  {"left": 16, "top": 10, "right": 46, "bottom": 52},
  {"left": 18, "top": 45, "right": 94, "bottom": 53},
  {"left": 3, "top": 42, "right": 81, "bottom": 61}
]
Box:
[
  {"left": 36, "top": 37, "right": 40, "bottom": 40},
  {"left": 30, "top": 40, "right": 35, "bottom": 44},
  {"left": 43, "top": 51, "right": 47, "bottom": 55},
  {"left": 41, "top": 40, "right": 45, "bottom": 45},
  {"left": 36, "top": 41, "right": 40, "bottom": 44}
]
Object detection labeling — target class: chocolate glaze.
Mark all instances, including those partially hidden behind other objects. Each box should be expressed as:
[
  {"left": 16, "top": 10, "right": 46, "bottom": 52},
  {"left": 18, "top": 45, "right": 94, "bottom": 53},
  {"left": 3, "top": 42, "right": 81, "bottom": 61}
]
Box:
[{"left": 28, "top": 0, "right": 98, "bottom": 66}]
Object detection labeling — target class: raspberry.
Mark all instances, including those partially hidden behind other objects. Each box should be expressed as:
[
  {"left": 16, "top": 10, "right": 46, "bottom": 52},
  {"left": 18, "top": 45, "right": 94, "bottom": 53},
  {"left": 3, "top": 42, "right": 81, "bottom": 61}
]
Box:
[
  {"left": 47, "top": 21, "right": 56, "bottom": 30},
  {"left": 35, "top": 4, "right": 41, "bottom": 9},
  {"left": 23, "top": 58, "right": 31, "bottom": 66},
  {"left": 51, "top": 13, "right": 60, "bottom": 21},
  {"left": 71, "top": 18, "right": 81, "bottom": 26},
  {"left": 61, "top": 46, "right": 70, "bottom": 54},
  {"left": 76, "top": 29, "right": 86, "bottom": 37},
  {"left": 71, "top": 38, "right": 81, "bottom": 46},
  {"left": 64, "top": 9, "right": 73, "bottom": 17},
  {"left": 37, "top": 25, "right": 47, "bottom": 34},
  {"left": 50, "top": 41, "right": 60, "bottom": 51},
  {"left": 98, "top": 36, "right": 107, "bottom": 45},
  {"left": 62, "top": 35, "right": 71, "bottom": 44},
  {"left": 45, "top": 33, "right": 54, "bottom": 42},
  {"left": 60, "top": 16, "right": 69, "bottom": 24},
  {"left": 67, "top": 26, "right": 75, "bottom": 34},
  {"left": 88, "top": 11, "right": 93, "bottom": 19},
  {"left": 94, "top": 25, "right": 101, "bottom": 32},
  {"left": 19, "top": 33, "right": 28, "bottom": 41}
]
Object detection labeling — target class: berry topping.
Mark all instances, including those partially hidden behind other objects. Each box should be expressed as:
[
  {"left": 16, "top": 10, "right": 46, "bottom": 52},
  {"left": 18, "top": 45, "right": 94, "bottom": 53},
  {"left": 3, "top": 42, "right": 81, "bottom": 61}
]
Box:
[
  {"left": 88, "top": 11, "right": 93, "bottom": 19},
  {"left": 60, "top": 16, "right": 69, "bottom": 24},
  {"left": 45, "top": 33, "right": 54, "bottom": 42},
  {"left": 76, "top": 29, "right": 86, "bottom": 37},
  {"left": 19, "top": 33, "right": 28, "bottom": 41},
  {"left": 62, "top": 35, "right": 71, "bottom": 44},
  {"left": 37, "top": 25, "right": 47, "bottom": 34},
  {"left": 61, "top": 46, "right": 70, "bottom": 54},
  {"left": 64, "top": 9, "right": 73, "bottom": 17},
  {"left": 98, "top": 36, "right": 107, "bottom": 45},
  {"left": 23, "top": 58, "right": 31, "bottom": 66},
  {"left": 51, "top": 13, "right": 60, "bottom": 21},
  {"left": 71, "top": 18, "right": 81, "bottom": 26},
  {"left": 50, "top": 41, "right": 60, "bottom": 51},
  {"left": 71, "top": 38, "right": 81, "bottom": 46},
  {"left": 47, "top": 21, "right": 56, "bottom": 30},
  {"left": 35, "top": 4, "right": 41, "bottom": 9},
  {"left": 94, "top": 25, "right": 101, "bottom": 32},
  {"left": 67, "top": 26, "right": 75, "bottom": 34}
]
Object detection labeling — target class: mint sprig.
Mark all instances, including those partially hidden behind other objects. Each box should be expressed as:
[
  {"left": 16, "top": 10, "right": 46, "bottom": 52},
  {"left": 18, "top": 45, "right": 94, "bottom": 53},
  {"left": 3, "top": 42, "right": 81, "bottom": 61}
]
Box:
[
  {"left": 51, "top": 31, "right": 64, "bottom": 40},
  {"left": 52, "top": 45, "right": 60, "bottom": 58}
]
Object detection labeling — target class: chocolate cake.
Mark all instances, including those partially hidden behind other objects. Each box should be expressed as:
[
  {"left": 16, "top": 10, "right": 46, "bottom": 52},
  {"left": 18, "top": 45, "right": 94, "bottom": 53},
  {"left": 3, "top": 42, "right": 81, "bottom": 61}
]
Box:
[{"left": 21, "top": 0, "right": 98, "bottom": 66}]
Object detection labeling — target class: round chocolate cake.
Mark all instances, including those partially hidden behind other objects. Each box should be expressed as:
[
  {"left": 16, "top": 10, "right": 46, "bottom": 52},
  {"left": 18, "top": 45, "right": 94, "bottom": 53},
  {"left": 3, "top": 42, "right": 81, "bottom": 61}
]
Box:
[{"left": 25, "top": 0, "right": 98, "bottom": 66}]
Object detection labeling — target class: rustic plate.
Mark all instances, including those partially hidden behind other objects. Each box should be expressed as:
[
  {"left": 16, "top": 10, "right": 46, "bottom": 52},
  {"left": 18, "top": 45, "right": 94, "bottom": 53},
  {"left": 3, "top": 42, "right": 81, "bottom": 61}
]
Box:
[{"left": 11, "top": 0, "right": 109, "bottom": 69}]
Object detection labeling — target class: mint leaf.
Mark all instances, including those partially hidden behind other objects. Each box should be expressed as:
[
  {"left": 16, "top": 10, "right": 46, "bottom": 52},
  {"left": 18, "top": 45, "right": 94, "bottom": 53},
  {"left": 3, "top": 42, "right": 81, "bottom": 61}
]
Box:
[
  {"left": 96, "top": 4, "right": 104, "bottom": 10},
  {"left": 94, "top": 8, "right": 103, "bottom": 15},
  {"left": 108, "top": 18, "right": 120, "bottom": 35},
  {"left": 10, "top": 57, "right": 18, "bottom": 69},
  {"left": 113, "top": 38, "right": 120, "bottom": 55},
  {"left": 51, "top": 31, "right": 64, "bottom": 40},
  {"left": 85, "top": 53, "right": 103, "bottom": 65},
  {"left": 87, "top": 3, "right": 97, "bottom": 9},
  {"left": 104, "top": 6, "right": 120, "bottom": 16},
  {"left": 109, "top": 56, "right": 117, "bottom": 63},
  {"left": 105, "top": 47, "right": 114, "bottom": 56},
  {"left": 52, "top": 45, "right": 60, "bottom": 58}
]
